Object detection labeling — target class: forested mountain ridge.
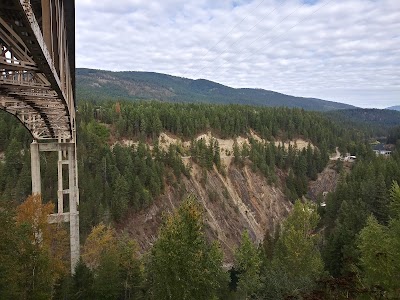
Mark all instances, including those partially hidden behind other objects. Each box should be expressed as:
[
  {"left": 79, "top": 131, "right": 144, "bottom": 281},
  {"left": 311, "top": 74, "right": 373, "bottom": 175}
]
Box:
[
  {"left": 386, "top": 105, "right": 400, "bottom": 111},
  {"left": 76, "top": 68, "right": 356, "bottom": 111},
  {"left": 325, "top": 108, "right": 400, "bottom": 128},
  {"left": 324, "top": 108, "right": 400, "bottom": 136}
]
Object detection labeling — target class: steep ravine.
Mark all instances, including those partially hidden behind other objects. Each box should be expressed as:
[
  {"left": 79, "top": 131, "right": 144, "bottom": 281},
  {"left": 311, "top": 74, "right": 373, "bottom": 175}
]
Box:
[
  {"left": 123, "top": 159, "right": 292, "bottom": 262},
  {"left": 118, "top": 132, "right": 340, "bottom": 262}
]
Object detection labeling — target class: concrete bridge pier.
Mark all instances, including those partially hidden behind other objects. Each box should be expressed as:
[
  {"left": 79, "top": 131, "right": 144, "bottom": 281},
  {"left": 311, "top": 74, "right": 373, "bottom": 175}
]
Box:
[
  {"left": 31, "top": 140, "right": 80, "bottom": 273},
  {"left": 67, "top": 142, "right": 80, "bottom": 272},
  {"left": 30, "top": 141, "right": 41, "bottom": 195}
]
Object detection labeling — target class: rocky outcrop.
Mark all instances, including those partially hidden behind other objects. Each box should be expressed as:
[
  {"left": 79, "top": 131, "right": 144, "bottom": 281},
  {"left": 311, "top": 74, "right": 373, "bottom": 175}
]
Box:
[{"left": 307, "top": 162, "right": 340, "bottom": 201}]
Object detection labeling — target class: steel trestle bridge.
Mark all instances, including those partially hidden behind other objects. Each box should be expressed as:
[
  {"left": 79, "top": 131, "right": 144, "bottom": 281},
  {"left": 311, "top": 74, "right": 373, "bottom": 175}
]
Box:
[{"left": 0, "top": 0, "right": 79, "bottom": 272}]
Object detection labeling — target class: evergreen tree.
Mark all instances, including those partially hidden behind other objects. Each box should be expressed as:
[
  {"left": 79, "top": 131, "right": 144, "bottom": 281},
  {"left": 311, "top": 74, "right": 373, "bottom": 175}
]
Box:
[
  {"left": 0, "top": 204, "right": 21, "bottom": 298},
  {"left": 234, "top": 231, "right": 262, "bottom": 299},
  {"left": 94, "top": 250, "right": 122, "bottom": 300},
  {"left": 70, "top": 259, "right": 95, "bottom": 300},
  {"left": 112, "top": 175, "right": 129, "bottom": 221},
  {"left": 389, "top": 181, "right": 400, "bottom": 219},
  {"left": 261, "top": 201, "right": 323, "bottom": 299},
  {"left": 148, "top": 197, "right": 228, "bottom": 300},
  {"left": 357, "top": 182, "right": 400, "bottom": 298},
  {"left": 372, "top": 173, "right": 389, "bottom": 224},
  {"left": 358, "top": 216, "right": 400, "bottom": 298}
]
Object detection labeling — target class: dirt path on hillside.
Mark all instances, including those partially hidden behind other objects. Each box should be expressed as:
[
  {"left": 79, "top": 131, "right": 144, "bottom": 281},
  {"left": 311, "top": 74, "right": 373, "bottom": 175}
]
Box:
[{"left": 330, "top": 147, "right": 340, "bottom": 160}]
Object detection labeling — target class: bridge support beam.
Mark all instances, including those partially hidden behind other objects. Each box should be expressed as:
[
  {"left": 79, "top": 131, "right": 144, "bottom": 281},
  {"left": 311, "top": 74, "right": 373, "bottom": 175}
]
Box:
[
  {"left": 31, "top": 140, "right": 80, "bottom": 273},
  {"left": 31, "top": 141, "right": 41, "bottom": 195},
  {"left": 67, "top": 143, "right": 80, "bottom": 272},
  {"left": 41, "top": 0, "right": 53, "bottom": 60}
]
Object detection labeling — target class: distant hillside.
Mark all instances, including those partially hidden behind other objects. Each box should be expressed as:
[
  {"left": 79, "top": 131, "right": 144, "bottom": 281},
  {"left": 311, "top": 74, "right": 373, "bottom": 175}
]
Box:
[
  {"left": 76, "top": 68, "right": 355, "bottom": 111},
  {"left": 386, "top": 105, "right": 400, "bottom": 111},
  {"left": 325, "top": 108, "right": 400, "bottom": 135}
]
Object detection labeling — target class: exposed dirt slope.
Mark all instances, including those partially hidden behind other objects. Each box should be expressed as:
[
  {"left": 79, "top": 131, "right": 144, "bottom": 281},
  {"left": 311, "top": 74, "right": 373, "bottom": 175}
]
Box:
[
  {"left": 123, "top": 160, "right": 291, "bottom": 262},
  {"left": 114, "top": 131, "right": 315, "bottom": 155},
  {"left": 308, "top": 159, "right": 354, "bottom": 202},
  {"left": 308, "top": 164, "right": 340, "bottom": 201}
]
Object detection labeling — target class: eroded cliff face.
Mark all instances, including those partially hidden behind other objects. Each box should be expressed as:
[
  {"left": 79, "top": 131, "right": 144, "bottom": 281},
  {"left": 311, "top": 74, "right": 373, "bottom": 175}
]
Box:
[
  {"left": 308, "top": 164, "right": 340, "bottom": 201},
  {"left": 308, "top": 160, "right": 351, "bottom": 202},
  {"left": 123, "top": 159, "right": 292, "bottom": 262},
  {"left": 118, "top": 132, "right": 331, "bottom": 261}
]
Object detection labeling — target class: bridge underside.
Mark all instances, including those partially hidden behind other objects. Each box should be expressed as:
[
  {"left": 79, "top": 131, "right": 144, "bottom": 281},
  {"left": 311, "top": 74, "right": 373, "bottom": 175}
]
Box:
[
  {"left": 0, "top": 0, "right": 79, "bottom": 273},
  {"left": 0, "top": 0, "right": 75, "bottom": 140}
]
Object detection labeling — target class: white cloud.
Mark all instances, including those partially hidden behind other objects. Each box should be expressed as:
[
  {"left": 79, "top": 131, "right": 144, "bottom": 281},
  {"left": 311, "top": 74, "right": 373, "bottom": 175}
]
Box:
[{"left": 76, "top": 0, "right": 400, "bottom": 108}]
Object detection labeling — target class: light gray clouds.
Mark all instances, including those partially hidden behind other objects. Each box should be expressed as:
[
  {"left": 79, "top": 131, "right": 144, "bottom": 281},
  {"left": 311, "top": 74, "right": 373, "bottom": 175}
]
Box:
[{"left": 76, "top": 0, "right": 400, "bottom": 108}]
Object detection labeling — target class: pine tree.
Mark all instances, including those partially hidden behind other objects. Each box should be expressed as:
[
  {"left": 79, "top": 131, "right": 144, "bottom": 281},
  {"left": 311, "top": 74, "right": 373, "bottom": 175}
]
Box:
[
  {"left": 70, "top": 259, "right": 95, "bottom": 300},
  {"left": 148, "top": 197, "right": 228, "bottom": 300},
  {"left": 261, "top": 201, "right": 324, "bottom": 299},
  {"left": 358, "top": 216, "right": 399, "bottom": 297},
  {"left": 112, "top": 175, "right": 129, "bottom": 221},
  {"left": 234, "top": 231, "right": 262, "bottom": 299},
  {"left": 0, "top": 204, "right": 20, "bottom": 298},
  {"left": 94, "top": 250, "right": 122, "bottom": 300},
  {"left": 213, "top": 139, "right": 222, "bottom": 170},
  {"left": 372, "top": 174, "right": 389, "bottom": 224}
]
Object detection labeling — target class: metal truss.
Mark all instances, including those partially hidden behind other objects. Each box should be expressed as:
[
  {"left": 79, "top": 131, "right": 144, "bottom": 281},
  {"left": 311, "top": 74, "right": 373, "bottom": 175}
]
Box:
[
  {"left": 0, "top": 0, "right": 75, "bottom": 141},
  {"left": 0, "top": 0, "right": 79, "bottom": 273}
]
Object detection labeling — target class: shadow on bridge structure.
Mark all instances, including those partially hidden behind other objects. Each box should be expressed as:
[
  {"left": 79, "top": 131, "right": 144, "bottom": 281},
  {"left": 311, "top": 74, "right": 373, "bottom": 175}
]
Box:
[{"left": 0, "top": 0, "right": 79, "bottom": 272}]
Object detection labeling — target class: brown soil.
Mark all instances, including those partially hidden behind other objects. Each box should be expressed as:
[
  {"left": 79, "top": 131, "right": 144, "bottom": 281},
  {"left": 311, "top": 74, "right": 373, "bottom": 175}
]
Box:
[{"left": 123, "top": 160, "right": 291, "bottom": 263}]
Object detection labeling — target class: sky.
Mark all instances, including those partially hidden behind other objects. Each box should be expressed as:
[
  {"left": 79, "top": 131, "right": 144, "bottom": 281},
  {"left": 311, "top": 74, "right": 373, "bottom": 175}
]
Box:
[{"left": 76, "top": 0, "right": 400, "bottom": 108}]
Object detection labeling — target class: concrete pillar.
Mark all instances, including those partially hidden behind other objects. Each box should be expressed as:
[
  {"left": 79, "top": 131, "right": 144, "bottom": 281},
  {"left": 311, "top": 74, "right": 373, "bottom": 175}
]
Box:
[
  {"left": 68, "top": 143, "right": 79, "bottom": 273},
  {"left": 57, "top": 142, "right": 63, "bottom": 213},
  {"left": 30, "top": 141, "right": 41, "bottom": 195}
]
